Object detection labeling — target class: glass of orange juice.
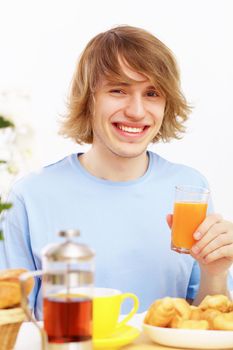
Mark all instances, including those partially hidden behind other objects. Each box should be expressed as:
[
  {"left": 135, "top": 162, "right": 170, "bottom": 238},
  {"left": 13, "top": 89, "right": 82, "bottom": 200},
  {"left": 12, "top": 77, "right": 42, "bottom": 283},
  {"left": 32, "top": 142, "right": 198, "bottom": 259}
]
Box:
[{"left": 171, "top": 185, "right": 210, "bottom": 254}]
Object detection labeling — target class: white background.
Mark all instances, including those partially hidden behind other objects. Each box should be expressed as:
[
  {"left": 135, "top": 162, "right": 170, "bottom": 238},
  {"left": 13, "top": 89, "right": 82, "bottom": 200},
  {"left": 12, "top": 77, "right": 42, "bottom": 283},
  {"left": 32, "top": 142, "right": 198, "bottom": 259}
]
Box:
[{"left": 0, "top": 0, "right": 233, "bottom": 220}]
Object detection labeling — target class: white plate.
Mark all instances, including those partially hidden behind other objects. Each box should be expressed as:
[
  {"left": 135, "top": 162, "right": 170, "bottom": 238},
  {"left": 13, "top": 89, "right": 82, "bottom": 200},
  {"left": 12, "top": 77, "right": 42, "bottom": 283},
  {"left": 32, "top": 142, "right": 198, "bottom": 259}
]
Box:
[{"left": 143, "top": 323, "right": 233, "bottom": 349}]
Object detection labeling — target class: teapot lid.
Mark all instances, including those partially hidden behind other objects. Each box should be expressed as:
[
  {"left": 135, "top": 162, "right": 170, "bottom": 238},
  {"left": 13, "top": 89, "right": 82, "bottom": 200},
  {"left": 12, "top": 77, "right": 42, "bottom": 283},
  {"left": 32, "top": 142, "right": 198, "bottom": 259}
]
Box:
[{"left": 42, "top": 230, "right": 95, "bottom": 262}]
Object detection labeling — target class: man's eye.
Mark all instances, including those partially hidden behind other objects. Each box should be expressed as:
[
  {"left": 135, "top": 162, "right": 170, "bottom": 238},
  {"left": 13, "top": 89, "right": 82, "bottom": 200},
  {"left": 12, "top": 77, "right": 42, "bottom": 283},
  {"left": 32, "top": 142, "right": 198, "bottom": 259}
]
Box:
[
  {"left": 147, "top": 90, "right": 158, "bottom": 97},
  {"left": 110, "top": 89, "right": 124, "bottom": 94}
]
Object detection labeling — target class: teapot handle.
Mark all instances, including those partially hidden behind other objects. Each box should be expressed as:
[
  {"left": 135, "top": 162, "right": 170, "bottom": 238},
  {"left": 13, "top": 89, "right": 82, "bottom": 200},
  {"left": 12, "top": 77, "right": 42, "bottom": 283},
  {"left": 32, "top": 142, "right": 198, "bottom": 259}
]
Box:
[{"left": 19, "top": 270, "right": 47, "bottom": 350}]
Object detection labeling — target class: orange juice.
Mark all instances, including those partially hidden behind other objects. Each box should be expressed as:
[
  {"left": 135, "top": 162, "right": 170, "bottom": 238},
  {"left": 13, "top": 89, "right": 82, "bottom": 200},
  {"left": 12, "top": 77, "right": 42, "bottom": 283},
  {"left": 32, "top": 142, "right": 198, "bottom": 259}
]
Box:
[{"left": 172, "top": 202, "right": 207, "bottom": 250}]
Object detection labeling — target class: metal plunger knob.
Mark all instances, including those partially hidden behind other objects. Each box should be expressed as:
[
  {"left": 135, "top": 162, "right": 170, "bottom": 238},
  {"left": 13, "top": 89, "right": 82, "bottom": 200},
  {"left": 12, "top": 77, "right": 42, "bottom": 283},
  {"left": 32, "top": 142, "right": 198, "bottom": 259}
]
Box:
[{"left": 58, "top": 230, "right": 81, "bottom": 238}]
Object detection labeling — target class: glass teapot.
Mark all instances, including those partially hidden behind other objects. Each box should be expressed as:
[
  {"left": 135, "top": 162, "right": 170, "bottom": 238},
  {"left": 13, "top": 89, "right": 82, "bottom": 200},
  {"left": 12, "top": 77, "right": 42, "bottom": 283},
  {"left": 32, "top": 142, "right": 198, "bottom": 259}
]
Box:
[{"left": 20, "top": 229, "right": 95, "bottom": 350}]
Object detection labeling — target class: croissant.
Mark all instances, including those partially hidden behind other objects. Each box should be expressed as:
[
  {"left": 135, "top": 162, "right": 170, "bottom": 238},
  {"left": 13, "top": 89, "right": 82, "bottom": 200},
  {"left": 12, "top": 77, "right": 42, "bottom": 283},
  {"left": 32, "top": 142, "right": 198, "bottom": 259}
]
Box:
[
  {"left": 173, "top": 298, "right": 191, "bottom": 319},
  {"left": 228, "top": 302, "right": 233, "bottom": 312},
  {"left": 201, "top": 309, "right": 222, "bottom": 329},
  {"left": 213, "top": 312, "right": 233, "bottom": 330},
  {"left": 189, "top": 305, "right": 203, "bottom": 321},
  {"left": 144, "top": 297, "right": 175, "bottom": 327},
  {"left": 169, "top": 298, "right": 192, "bottom": 328},
  {"left": 199, "top": 295, "right": 231, "bottom": 312},
  {"left": 0, "top": 268, "right": 34, "bottom": 309},
  {"left": 173, "top": 319, "right": 209, "bottom": 330}
]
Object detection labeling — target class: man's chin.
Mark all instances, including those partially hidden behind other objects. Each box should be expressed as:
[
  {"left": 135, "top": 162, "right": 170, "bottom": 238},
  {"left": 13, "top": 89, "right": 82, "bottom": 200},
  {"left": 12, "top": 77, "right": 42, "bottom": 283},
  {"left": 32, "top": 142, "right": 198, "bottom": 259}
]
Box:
[{"left": 111, "top": 146, "right": 148, "bottom": 159}]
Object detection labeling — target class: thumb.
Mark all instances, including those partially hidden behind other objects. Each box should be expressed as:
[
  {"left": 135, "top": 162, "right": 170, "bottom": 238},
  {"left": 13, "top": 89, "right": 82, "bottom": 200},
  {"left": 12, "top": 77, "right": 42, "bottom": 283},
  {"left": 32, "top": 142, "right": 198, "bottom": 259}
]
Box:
[{"left": 166, "top": 214, "right": 173, "bottom": 229}]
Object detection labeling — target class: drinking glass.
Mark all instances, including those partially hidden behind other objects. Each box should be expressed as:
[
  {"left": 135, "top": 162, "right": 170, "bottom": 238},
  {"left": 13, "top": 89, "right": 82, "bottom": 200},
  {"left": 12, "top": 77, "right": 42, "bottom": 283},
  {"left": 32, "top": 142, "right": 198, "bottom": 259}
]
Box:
[{"left": 171, "top": 185, "right": 210, "bottom": 254}]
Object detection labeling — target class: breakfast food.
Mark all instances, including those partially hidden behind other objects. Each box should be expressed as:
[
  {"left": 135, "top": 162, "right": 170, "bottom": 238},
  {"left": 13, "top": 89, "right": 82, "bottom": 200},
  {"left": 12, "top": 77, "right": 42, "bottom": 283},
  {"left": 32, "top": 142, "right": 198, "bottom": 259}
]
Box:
[
  {"left": 199, "top": 294, "right": 231, "bottom": 312},
  {"left": 189, "top": 305, "right": 203, "bottom": 320},
  {"left": 173, "top": 319, "right": 209, "bottom": 330},
  {"left": 144, "top": 297, "right": 175, "bottom": 327},
  {"left": 144, "top": 294, "right": 233, "bottom": 331},
  {"left": 0, "top": 268, "right": 34, "bottom": 309},
  {"left": 0, "top": 268, "right": 34, "bottom": 350},
  {"left": 169, "top": 297, "right": 192, "bottom": 328},
  {"left": 201, "top": 308, "right": 222, "bottom": 329},
  {"left": 213, "top": 312, "right": 233, "bottom": 330}
]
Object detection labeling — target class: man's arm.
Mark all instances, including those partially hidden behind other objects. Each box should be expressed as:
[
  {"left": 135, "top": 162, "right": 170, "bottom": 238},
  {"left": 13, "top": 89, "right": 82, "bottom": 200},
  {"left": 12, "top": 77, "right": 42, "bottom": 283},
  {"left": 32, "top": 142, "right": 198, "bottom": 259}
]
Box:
[
  {"left": 193, "top": 270, "right": 230, "bottom": 305},
  {"left": 167, "top": 213, "right": 233, "bottom": 303},
  {"left": 1, "top": 190, "right": 38, "bottom": 311},
  {"left": 190, "top": 213, "right": 233, "bottom": 303}
]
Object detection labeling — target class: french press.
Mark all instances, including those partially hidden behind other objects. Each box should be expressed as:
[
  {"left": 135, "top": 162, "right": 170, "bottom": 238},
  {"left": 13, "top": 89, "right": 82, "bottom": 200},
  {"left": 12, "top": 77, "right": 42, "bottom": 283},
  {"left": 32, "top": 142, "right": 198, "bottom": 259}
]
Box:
[{"left": 20, "top": 230, "right": 95, "bottom": 350}]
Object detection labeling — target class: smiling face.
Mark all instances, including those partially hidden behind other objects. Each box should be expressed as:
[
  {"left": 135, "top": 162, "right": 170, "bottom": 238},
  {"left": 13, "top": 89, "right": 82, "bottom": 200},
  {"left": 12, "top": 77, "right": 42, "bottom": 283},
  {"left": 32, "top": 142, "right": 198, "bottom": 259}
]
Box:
[{"left": 91, "top": 62, "right": 166, "bottom": 160}]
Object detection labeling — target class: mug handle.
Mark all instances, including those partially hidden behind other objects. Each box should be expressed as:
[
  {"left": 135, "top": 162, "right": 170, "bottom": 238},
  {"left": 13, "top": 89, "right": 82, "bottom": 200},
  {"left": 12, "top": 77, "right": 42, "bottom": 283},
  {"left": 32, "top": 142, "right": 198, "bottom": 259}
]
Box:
[
  {"left": 19, "top": 270, "right": 47, "bottom": 350},
  {"left": 116, "top": 293, "right": 139, "bottom": 329}
]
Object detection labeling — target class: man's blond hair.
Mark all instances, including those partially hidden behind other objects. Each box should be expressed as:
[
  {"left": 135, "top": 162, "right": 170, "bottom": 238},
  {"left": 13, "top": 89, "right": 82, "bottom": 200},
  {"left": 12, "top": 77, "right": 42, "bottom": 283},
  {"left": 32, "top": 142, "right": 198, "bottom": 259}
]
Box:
[{"left": 60, "top": 25, "right": 191, "bottom": 144}]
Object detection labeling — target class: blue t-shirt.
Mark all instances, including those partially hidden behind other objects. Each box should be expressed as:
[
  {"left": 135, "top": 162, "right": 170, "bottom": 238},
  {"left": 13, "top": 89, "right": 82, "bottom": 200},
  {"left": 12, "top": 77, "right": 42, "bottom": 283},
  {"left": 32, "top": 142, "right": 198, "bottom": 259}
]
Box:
[{"left": 2, "top": 151, "right": 214, "bottom": 319}]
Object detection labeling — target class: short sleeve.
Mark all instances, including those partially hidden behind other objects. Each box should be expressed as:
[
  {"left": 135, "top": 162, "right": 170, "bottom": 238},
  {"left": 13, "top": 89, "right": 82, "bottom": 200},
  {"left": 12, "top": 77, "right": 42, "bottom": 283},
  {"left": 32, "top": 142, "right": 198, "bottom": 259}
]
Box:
[
  {"left": 187, "top": 261, "right": 233, "bottom": 300},
  {"left": 228, "top": 271, "right": 233, "bottom": 291},
  {"left": 186, "top": 261, "right": 200, "bottom": 300},
  {"left": 2, "top": 191, "right": 35, "bottom": 268},
  {"left": 1, "top": 190, "right": 38, "bottom": 311}
]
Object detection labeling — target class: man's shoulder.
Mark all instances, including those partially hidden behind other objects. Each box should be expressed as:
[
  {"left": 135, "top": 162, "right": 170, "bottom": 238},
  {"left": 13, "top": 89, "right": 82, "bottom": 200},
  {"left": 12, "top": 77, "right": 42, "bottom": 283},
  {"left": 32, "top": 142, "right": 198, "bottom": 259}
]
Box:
[
  {"left": 10, "top": 154, "right": 73, "bottom": 197},
  {"left": 169, "top": 159, "right": 208, "bottom": 182},
  {"left": 149, "top": 151, "right": 209, "bottom": 184}
]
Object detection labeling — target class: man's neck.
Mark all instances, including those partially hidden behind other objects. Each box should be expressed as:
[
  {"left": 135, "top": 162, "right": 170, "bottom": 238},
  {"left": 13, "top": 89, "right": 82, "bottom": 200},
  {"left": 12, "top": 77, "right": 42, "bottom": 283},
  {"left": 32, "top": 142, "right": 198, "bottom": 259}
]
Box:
[{"left": 79, "top": 148, "right": 149, "bottom": 182}]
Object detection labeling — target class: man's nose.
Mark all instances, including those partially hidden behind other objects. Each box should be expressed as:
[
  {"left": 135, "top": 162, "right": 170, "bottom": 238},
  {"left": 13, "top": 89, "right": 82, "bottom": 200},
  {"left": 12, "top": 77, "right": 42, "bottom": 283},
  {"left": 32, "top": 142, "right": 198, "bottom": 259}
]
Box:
[{"left": 125, "top": 95, "right": 146, "bottom": 119}]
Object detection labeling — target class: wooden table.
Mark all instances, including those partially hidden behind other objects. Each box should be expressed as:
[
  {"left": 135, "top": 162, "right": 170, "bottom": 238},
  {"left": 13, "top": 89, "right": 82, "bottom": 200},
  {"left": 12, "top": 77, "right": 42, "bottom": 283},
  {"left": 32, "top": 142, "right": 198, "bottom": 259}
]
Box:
[
  {"left": 14, "top": 322, "right": 188, "bottom": 350},
  {"left": 14, "top": 317, "right": 183, "bottom": 350},
  {"left": 15, "top": 316, "right": 233, "bottom": 350}
]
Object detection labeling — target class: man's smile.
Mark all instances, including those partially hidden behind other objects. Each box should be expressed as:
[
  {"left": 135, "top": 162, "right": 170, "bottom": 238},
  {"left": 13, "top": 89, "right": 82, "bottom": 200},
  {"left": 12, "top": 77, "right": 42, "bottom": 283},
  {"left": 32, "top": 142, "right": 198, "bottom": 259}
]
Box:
[{"left": 112, "top": 122, "right": 150, "bottom": 138}]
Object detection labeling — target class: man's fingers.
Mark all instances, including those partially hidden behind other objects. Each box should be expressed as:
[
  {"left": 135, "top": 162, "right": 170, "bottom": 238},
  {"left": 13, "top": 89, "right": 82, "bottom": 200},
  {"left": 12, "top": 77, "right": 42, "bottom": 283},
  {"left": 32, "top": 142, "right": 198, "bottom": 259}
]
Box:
[
  {"left": 191, "top": 221, "right": 228, "bottom": 255},
  {"left": 203, "top": 244, "right": 233, "bottom": 264},
  {"left": 166, "top": 214, "right": 173, "bottom": 229},
  {"left": 193, "top": 213, "right": 222, "bottom": 240},
  {"left": 195, "top": 232, "right": 232, "bottom": 259}
]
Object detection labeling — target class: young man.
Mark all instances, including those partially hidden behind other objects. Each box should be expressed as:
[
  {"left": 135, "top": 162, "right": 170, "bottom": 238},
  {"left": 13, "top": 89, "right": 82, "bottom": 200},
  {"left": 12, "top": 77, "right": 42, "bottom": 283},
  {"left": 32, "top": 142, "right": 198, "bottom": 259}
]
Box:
[{"left": 2, "top": 25, "right": 233, "bottom": 319}]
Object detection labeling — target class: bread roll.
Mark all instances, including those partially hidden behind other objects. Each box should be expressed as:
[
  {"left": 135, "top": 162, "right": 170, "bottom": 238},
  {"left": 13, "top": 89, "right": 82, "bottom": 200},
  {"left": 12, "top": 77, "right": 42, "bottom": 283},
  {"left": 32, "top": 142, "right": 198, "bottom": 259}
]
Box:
[
  {"left": 199, "top": 294, "right": 231, "bottom": 312},
  {"left": 0, "top": 268, "right": 34, "bottom": 309},
  {"left": 0, "top": 307, "right": 26, "bottom": 325},
  {"left": 144, "top": 297, "right": 175, "bottom": 327}
]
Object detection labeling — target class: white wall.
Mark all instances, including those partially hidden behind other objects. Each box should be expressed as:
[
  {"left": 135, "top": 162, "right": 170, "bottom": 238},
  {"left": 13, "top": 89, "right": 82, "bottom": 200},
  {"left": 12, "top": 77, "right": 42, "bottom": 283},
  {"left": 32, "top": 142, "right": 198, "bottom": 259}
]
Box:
[{"left": 0, "top": 0, "right": 233, "bottom": 219}]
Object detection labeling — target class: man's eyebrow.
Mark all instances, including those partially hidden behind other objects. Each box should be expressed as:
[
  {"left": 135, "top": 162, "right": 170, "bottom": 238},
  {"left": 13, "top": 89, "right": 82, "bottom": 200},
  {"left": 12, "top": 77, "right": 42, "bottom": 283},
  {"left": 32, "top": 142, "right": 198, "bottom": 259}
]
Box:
[
  {"left": 146, "top": 85, "right": 157, "bottom": 89},
  {"left": 102, "top": 81, "right": 130, "bottom": 88},
  {"left": 102, "top": 82, "right": 157, "bottom": 89}
]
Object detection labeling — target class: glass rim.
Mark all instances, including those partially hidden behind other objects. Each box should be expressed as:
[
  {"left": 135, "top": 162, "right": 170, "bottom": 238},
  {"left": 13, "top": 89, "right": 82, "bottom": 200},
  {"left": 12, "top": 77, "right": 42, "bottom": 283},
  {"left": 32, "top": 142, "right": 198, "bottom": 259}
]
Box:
[{"left": 175, "top": 185, "right": 210, "bottom": 195}]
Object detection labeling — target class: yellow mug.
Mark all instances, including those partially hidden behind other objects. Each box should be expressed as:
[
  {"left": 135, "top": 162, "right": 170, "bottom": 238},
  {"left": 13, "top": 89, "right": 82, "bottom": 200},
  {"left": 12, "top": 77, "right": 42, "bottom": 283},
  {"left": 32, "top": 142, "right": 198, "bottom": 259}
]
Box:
[{"left": 93, "top": 288, "right": 139, "bottom": 339}]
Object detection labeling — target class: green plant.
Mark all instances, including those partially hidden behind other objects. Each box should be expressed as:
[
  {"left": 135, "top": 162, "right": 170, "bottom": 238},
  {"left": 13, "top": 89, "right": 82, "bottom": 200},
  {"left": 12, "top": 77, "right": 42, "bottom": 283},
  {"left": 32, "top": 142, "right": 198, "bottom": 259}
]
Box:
[{"left": 0, "top": 115, "right": 14, "bottom": 240}]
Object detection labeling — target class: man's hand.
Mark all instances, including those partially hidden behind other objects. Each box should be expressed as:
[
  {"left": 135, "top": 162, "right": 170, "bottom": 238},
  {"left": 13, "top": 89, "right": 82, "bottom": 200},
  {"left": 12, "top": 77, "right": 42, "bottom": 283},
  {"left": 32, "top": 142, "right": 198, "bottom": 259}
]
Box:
[
  {"left": 167, "top": 213, "right": 233, "bottom": 302},
  {"left": 189, "top": 214, "right": 233, "bottom": 275},
  {"left": 166, "top": 213, "right": 233, "bottom": 275}
]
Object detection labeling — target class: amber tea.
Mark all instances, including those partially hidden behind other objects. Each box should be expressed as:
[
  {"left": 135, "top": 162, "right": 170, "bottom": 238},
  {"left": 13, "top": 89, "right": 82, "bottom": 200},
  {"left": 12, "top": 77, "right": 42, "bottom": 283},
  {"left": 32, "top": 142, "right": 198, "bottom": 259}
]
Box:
[{"left": 43, "top": 295, "right": 92, "bottom": 343}]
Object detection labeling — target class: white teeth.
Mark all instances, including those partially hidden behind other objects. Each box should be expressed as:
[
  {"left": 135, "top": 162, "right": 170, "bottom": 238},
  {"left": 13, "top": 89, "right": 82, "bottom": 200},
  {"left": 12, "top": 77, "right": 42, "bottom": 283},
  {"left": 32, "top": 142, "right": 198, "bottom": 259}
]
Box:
[{"left": 118, "top": 124, "right": 143, "bottom": 133}]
